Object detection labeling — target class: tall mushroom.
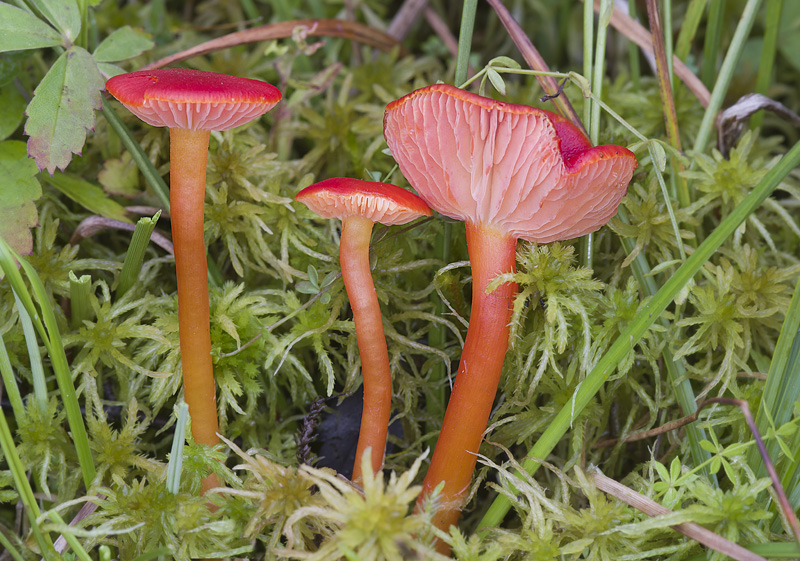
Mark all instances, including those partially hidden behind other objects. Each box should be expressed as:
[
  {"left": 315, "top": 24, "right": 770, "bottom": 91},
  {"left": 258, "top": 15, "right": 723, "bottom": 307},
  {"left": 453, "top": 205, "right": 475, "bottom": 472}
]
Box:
[
  {"left": 384, "top": 84, "right": 637, "bottom": 532},
  {"left": 295, "top": 178, "right": 431, "bottom": 482},
  {"left": 106, "top": 69, "right": 281, "bottom": 489}
]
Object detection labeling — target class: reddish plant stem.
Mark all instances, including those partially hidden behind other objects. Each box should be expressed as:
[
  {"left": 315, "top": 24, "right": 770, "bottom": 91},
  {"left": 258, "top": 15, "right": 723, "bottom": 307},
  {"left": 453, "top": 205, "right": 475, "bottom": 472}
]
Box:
[
  {"left": 169, "top": 128, "right": 220, "bottom": 492},
  {"left": 418, "top": 223, "right": 518, "bottom": 536},
  {"left": 340, "top": 215, "right": 392, "bottom": 482}
]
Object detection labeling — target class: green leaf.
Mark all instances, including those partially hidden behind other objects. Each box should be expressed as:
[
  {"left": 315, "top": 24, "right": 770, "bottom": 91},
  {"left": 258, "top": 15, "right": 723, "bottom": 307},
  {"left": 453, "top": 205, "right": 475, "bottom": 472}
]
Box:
[
  {"left": 43, "top": 171, "right": 131, "bottom": 223},
  {"left": 24, "top": 46, "right": 104, "bottom": 174},
  {"left": 93, "top": 26, "right": 154, "bottom": 63},
  {"left": 488, "top": 55, "right": 521, "bottom": 69},
  {"left": 0, "top": 85, "right": 26, "bottom": 140},
  {"left": 0, "top": 141, "right": 41, "bottom": 258},
  {"left": 0, "top": 3, "right": 63, "bottom": 52},
  {"left": 96, "top": 62, "right": 126, "bottom": 79},
  {"left": 486, "top": 67, "right": 506, "bottom": 95},
  {"left": 97, "top": 152, "right": 142, "bottom": 197},
  {"left": 29, "top": 0, "right": 80, "bottom": 42},
  {"left": 307, "top": 264, "right": 319, "bottom": 286}
]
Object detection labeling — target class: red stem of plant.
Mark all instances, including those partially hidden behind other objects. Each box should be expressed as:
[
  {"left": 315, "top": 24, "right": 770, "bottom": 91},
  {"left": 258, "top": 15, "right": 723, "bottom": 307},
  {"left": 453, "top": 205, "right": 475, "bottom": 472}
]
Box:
[
  {"left": 417, "top": 223, "right": 518, "bottom": 537},
  {"left": 340, "top": 215, "right": 392, "bottom": 482},
  {"left": 169, "top": 128, "right": 220, "bottom": 492}
]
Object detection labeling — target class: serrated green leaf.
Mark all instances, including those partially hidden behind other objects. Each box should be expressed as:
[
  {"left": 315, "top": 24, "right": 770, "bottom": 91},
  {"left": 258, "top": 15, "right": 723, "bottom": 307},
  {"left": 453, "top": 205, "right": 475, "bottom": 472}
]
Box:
[
  {"left": 43, "top": 172, "right": 131, "bottom": 223},
  {"left": 0, "top": 3, "right": 63, "bottom": 52},
  {"left": 25, "top": 46, "right": 104, "bottom": 174},
  {"left": 93, "top": 26, "right": 154, "bottom": 62},
  {"left": 0, "top": 85, "right": 26, "bottom": 140},
  {"left": 486, "top": 67, "right": 506, "bottom": 96},
  {"left": 0, "top": 141, "right": 41, "bottom": 258},
  {"left": 29, "top": 0, "right": 80, "bottom": 42}
]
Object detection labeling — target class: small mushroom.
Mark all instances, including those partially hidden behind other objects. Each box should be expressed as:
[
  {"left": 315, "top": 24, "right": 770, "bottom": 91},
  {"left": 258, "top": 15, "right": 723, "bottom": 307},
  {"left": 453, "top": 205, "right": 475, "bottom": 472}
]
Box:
[
  {"left": 105, "top": 69, "right": 281, "bottom": 489},
  {"left": 295, "top": 178, "right": 431, "bottom": 481},
  {"left": 384, "top": 84, "right": 638, "bottom": 533}
]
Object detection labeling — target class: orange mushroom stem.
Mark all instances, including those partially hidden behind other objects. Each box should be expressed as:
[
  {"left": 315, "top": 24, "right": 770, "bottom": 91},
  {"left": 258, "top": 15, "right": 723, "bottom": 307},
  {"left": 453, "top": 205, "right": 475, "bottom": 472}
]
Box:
[
  {"left": 384, "top": 84, "right": 638, "bottom": 543},
  {"left": 296, "top": 178, "right": 431, "bottom": 482},
  {"left": 106, "top": 69, "right": 281, "bottom": 492}
]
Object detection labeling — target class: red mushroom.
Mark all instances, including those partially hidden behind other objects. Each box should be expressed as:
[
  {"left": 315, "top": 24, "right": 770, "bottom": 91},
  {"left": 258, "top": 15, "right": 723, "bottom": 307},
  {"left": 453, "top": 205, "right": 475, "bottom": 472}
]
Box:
[
  {"left": 384, "top": 84, "right": 637, "bottom": 533},
  {"left": 295, "top": 178, "right": 431, "bottom": 482},
  {"left": 106, "top": 69, "right": 281, "bottom": 490}
]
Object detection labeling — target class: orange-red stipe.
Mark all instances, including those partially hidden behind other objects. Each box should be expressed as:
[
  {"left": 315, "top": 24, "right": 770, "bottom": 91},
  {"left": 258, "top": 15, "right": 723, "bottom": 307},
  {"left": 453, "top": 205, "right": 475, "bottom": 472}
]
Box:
[{"left": 296, "top": 178, "right": 431, "bottom": 482}]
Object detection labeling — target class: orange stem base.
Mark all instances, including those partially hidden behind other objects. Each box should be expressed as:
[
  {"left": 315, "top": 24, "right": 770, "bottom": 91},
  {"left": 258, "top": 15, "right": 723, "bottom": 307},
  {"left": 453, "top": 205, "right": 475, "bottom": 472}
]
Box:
[{"left": 418, "top": 223, "right": 518, "bottom": 543}]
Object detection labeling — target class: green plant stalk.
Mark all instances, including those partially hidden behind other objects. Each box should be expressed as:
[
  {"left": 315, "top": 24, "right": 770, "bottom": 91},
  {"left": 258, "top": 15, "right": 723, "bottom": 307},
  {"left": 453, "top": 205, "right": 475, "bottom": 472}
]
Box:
[
  {"left": 117, "top": 211, "right": 161, "bottom": 298},
  {"left": 47, "top": 511, "right": 93, "bottom": 561},
  {"left": 0, "top": 239, "right": 96, "bottom": 488},
  {"left": 0, "top": 333, "right": 24, "bottom": 424},
  {"left": 645, "top": 0, "right": 690, "bottom": 208},
  {"left": 694, "top": 0, "right": 764, "bottom": 153},
  {"left": 454, "top": 0, "right": 478, "bottom": 86},
  {"left": 749, "top": 274, "right": 800, "bottom": 472},
  {"left": 69, "top": 271, "right": 93, "bottom": 330},
  {"left": 664, "top": 0, "right": 674, "bottom": 84},
  {"left": 166, "top": 401, "right": 189, "bottom": 494},
  {"left": 590, "top": 0, "right": 611, "bottom": 146},
  {"left": 627, "top": 0, "right": 641, "bottom": 90},
  {"left": 675, "top": 0, "right": 707, "bottom": 61},
  {"left": 701, "top": 0, "right": 724, "bottom": 89},
  {"left": 0, "top": 530, "right": 24, "bottom": 561},
  {"left": 617, "top": 207, "right": 710, "bottom": 474},
  {"left": 13, "top": 290, "right": 48, "bottom": 412},
  {"left": 238, "top": 0, "right": 259, "bottom": 21},
  {"left": 751, "top": 0, "right": 784, "bottom": 129},
  {"left": 0, "top": 406, "right": 54, "bottom": 556},
  {"left": 583, "top": 0, "right": 594, "bottom": 128},
  {"left": 477, "top": 136, "right": 800, "bottom": 530}
]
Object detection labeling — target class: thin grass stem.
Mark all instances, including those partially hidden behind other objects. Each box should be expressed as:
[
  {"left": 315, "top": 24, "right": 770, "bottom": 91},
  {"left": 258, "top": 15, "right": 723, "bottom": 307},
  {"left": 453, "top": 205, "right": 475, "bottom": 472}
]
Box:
[
  {"left": 13, "top": 290, "right": 48, "bottom": 412},
  {"left": 675, "top": 0, "right": 706, "bottom": 61},
  {"left": 701, "top": 0, "right": 724, "bottom": 89},
  {"left": 751, "top": 0, "right": 784, "bottom": 129},
  {"left": 477, "top": 136, "right": 800, "bottom": 530},
  {"left": 694, "top": 0, "right": 764, "bottom": 153},
  {"left": 627, "top": 0, "right": 641, "bottom": 90},
  {"left": 0, "top": 333, "right": 25, "bottom": 424},
  {"left": 166, "top": 401, "right": 189, "bottom": 494}
]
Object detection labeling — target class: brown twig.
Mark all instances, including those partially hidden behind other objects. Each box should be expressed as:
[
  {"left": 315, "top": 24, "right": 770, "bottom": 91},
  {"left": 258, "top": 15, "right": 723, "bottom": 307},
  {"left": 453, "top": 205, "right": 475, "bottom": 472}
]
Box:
[
  {"left": 644, "top": 0, "right": 682, "bottom": 151},
  {"left": 485, "top": 0, "right": 588, "bottom": 137},
  {"left": 592, "top": 471, "right": 768, "bottom": 561},
  {"left": 142, "top": 19, "right": 405, "bottom": 71},
  {"left": 585, "top": 0, "right": 710, "bottom": 108}
]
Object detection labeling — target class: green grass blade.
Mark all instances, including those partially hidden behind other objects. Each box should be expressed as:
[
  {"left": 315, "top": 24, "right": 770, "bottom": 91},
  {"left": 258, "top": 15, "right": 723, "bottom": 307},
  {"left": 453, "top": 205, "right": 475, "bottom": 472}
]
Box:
[
  {"left": 694, "top": 0, "right": 764, "bottom": 153},
  {"left": 0, "top": 239, "right": 96, "bottom": 489},
  {"left": 454, "top": 0, "right": 478, "bottom": 86},
  {"left": 0, "top": 530, "right": 24, "bottom": 561},
  {"left": 166, "top": 401, "right": 189, "bottom": 494},
  {"left": 751, "top": 0, "right": 784, "bottom": 129},
  {"left": 749, "top": 273, "right": 800, "bottom": 473},
  {"left": 0, "top": 333, "right": 24, "bottom": 425},
  {"left": 46, "top": 511, "right": 93, "bottom": 561},
  {"left": 675, "top": 0, "right": 707, "bottom": 61},
  {"left": 117, "top": 211, "right": 161, "bottom": 299},
  {"left": 12, "top": 290, "right": 47, "bottom": 411},
  {"left": 701, "top": 0, "right": 724, "bottom": 88},
  {"left": 477, "top": 137, "right": 800, "bottom": 530}
]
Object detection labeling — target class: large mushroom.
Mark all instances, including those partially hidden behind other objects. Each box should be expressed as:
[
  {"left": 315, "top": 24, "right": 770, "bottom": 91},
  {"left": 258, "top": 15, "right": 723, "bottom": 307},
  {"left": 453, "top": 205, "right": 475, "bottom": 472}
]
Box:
[
  {"left": 295, "top": 178, "right": 431, "bottom": 482},
  {"left": 106, "top": 69, "right": 281, "bottom": 489},
  {"left": 384, "top": 84, "right": 637, "bottom": 533}
]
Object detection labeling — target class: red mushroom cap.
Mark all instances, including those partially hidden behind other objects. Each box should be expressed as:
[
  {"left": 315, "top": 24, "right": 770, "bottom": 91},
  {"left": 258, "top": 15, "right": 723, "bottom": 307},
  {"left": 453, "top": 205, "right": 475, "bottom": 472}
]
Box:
[
  {"left": 384, "top": 83, "right": 638, "bottom": 243},
  {"left": 296, "top": 178, "right": 432, "bottom": 226},
  {"left": 105, "top": 68, "right": 282, "bottom": 131}
]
